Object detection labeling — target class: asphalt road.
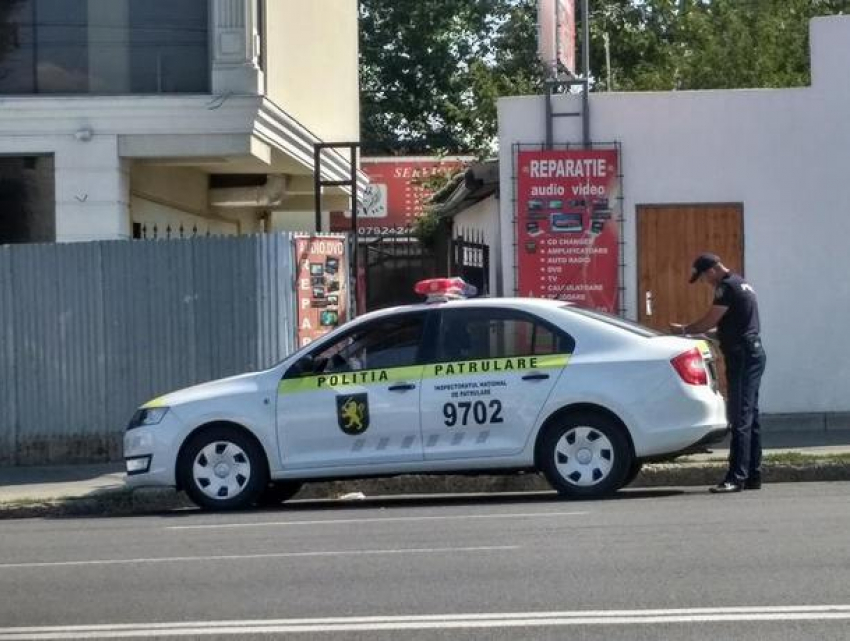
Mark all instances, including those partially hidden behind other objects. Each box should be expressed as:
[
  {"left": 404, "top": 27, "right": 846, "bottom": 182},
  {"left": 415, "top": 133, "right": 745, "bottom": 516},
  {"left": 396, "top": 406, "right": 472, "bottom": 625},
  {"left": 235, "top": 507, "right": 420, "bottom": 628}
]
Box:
[{"left": 1, "top": 483, "right": 850, "bottom": 640}]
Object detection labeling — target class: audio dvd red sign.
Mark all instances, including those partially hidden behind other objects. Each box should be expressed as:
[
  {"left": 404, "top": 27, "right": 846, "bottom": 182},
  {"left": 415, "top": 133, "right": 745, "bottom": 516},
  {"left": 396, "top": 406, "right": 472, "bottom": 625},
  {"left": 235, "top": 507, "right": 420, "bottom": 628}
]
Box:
[
  {"left": 294, "top": 235, "right": 349, "bottom": 348},
  {"left": 516, "top": 149, "right": 620, "bottom": 312}
]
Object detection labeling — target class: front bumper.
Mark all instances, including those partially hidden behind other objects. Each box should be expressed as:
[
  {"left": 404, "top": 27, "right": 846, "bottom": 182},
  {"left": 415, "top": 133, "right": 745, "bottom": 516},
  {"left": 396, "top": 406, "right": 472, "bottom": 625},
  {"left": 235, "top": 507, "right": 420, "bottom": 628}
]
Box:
[{"left": 123, "top": 413, "right": 185, "bottom": 488}]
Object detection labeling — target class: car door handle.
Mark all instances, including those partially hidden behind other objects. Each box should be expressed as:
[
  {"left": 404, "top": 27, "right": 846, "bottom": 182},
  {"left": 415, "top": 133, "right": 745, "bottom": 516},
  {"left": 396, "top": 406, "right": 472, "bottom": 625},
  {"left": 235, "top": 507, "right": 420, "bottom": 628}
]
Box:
[
  {"left": 388, "top": 383, "right": 416, "bottom": 392},
  {"left": 522, "top": 373, "right": 550, "bottom": 381}
]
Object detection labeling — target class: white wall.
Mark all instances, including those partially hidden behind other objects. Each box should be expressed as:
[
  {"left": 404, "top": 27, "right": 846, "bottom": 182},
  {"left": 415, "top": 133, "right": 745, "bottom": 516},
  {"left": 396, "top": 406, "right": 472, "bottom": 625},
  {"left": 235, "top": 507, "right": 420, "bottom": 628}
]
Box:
[
  {"left": 270, "top": 210, "right": 333, "bottom": 233},
  {"left": 497, "top": 16, "right": 850, "bottom": 415},
  {"left": 131, "top": 166, "right": 210, "bottom": 216},
  {"left": 452, "top": 196, "right": 501, "bottom": 296},
  {"left": 131, "top": 197, "right": 238, "bottom": 237},
  {"left": 263, "top": 0, "right": 360, "bottom": 143}
]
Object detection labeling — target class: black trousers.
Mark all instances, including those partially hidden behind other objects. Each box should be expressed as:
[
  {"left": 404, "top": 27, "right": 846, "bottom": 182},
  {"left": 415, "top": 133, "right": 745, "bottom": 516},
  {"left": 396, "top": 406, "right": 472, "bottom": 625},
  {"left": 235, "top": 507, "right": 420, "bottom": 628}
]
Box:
[{"left": 723, "top": 336, "right": 767, "bottom": 484}]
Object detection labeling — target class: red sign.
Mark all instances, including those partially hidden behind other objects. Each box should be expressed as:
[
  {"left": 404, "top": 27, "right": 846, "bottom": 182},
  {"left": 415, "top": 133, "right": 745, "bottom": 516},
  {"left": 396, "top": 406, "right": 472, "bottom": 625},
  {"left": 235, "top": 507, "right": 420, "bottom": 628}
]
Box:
[
  {"left": 516, "top": 149, "right": 620, "bottom": 312},
  {"left": 538, "top": 0, "right": 576, "bottom": 76},
  {"left": 294, "top": 235, "right": 349, "bottom": 348},
  {"left": 330, "top": 157, "right": 469, "bottom": 236}
]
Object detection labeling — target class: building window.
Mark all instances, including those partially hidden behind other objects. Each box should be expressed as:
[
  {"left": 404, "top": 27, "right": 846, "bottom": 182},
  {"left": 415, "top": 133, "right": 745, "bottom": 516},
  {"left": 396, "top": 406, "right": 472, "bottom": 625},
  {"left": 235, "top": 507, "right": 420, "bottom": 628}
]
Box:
[
  {"left": 435, "top": 309, "right": 575, "bottom": 362},
  {"left": 0, "top": 0, "right": 209, "bottom": 95},
  {"left": 0, "top": 155, "right": 55, "bottom": 245}
]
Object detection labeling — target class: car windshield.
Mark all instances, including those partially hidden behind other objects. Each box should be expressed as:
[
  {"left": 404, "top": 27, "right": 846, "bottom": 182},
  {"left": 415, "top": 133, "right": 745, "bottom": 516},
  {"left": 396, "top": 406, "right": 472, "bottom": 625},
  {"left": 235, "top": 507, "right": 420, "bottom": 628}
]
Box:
[{"left": 562, "top": 305, "right": 663, "bottom": 338}]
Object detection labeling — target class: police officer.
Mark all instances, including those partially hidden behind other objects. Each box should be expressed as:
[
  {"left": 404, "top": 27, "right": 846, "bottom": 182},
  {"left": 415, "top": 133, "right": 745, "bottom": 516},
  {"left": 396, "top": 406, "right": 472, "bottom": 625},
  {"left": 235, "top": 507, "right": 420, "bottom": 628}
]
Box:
[{"left": 670, "top": 253, "right": 767, "bottom": 494}]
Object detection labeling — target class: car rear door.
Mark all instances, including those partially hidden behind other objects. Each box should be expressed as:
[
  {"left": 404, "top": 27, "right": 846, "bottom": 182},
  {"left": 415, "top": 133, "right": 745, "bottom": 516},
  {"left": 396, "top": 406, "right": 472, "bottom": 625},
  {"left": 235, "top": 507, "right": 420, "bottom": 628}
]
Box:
[{"left": 419, "top": 307, "right": 574, "bottom": 460}]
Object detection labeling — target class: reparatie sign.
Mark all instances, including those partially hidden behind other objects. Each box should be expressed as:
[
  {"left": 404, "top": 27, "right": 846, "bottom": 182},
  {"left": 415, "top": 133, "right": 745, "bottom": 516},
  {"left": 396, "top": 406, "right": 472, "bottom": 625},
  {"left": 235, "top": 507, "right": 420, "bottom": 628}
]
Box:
[{"left": 516, "top": 148, "right": 620, "bottom": 313}]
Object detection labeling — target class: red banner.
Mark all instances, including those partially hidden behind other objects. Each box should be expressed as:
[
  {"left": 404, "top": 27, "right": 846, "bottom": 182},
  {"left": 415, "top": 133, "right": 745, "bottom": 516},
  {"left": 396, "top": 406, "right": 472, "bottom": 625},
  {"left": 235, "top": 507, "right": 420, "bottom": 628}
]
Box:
[
  {"left": 516, "top": 149, "right": 620, "bottom": 312},
  {"left": 294, "top": 235, "right": 349, "bottom": 348},
  {"left": 330, "top": 157, "right": 469, "bottom": 236}
]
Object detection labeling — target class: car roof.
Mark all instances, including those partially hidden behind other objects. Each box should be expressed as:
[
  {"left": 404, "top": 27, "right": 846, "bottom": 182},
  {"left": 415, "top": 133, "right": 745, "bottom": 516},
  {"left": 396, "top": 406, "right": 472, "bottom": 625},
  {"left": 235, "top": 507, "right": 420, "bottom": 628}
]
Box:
[{"left": 356, "top": 297, "right": 570, "bottom": 323}]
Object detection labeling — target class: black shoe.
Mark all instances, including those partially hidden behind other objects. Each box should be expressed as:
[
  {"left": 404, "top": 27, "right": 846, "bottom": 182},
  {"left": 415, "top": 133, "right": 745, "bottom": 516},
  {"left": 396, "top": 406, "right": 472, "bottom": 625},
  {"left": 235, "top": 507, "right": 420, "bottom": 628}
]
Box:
[
  {"left": 744, "top": 479, "right": 762, "bottom": 490},
  {"left": 709, "top": 481, "right": 742, "bottom": 494}
]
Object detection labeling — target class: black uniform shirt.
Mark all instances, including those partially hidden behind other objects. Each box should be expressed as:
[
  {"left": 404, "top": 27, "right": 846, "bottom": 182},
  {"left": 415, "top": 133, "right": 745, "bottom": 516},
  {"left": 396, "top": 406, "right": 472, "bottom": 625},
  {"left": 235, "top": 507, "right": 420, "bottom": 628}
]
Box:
[{"left": 714, "top": 273, "right": 761, "bottom": 349}]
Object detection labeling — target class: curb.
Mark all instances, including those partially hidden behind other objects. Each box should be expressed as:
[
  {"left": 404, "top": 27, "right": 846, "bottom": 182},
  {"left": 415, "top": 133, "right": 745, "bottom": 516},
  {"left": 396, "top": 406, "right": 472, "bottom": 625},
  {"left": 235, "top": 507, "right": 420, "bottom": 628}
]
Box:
[{"left": 2, "top": 461, "right": 850, "bottom": 520}]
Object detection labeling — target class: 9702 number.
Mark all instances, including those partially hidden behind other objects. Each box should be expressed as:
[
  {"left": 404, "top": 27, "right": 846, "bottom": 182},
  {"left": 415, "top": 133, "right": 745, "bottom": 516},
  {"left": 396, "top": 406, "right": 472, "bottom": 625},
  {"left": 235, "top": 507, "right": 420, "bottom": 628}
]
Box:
[{"left": 443, "top": 400, "right": 504, "bottom": 427}]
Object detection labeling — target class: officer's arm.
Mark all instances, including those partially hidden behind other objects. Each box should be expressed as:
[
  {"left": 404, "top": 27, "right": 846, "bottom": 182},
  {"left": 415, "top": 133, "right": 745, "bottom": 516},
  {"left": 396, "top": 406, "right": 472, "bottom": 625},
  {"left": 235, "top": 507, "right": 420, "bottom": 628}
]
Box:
[{"left": 683, "top": 305, "right": 728, "bottom": 335}]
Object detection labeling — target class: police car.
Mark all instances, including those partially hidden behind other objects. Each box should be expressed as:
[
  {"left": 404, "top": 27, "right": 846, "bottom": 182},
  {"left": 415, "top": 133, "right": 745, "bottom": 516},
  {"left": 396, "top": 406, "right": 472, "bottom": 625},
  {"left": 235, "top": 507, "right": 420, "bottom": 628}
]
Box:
[{"left": 124, "top": 278, "right": 727, "bottom": 510}]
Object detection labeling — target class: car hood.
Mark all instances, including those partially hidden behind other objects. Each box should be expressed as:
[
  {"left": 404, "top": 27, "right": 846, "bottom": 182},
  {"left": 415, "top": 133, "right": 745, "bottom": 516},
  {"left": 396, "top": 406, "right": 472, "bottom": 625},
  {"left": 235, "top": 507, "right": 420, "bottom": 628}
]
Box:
[{"left": 142, "top": 371, "right": 263, "bottom": 408}]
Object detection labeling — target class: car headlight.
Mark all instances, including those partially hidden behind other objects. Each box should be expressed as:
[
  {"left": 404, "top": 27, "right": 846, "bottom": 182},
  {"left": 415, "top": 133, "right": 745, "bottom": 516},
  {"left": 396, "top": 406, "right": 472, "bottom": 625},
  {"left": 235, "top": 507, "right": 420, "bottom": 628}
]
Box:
[{"left": 127, "top": 407, "right": 170, "bottom": 430}]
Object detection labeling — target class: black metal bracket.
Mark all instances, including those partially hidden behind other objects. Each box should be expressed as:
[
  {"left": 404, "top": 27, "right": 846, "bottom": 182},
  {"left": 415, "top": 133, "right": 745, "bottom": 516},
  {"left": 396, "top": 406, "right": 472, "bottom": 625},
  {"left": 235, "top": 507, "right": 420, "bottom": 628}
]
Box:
[
  {"left": 544, "top": 0, "right": 591, "bottom": 149},
  {"left": 544, "top": 78, "right": 591, "bottom": 150},
  {"left": 313, "top": 141, "right": 360, "bottom": 313},
  {"left": 312, "top": 142, "right": 359, "bottom": 234}
]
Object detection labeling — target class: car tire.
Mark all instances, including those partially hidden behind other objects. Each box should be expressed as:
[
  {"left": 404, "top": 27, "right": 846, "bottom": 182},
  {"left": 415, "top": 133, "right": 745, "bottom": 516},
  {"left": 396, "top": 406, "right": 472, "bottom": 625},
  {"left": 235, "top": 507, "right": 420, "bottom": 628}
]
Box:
[
  {"left": 257, "top": 480, "right": 303, "bottom": 506},
  {"left": 538, "top": 411, "right": 632, "bottom": 499},
  {"left": 621, "top": 460, "right": 644, "bottom": 488},
  {"left": 178, "top": 426, "right": 268, "bottom": 511}
]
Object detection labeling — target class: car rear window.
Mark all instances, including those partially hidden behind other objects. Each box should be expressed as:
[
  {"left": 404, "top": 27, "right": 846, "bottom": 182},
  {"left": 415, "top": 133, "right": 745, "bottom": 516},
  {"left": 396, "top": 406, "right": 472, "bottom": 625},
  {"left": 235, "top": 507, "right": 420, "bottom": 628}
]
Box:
[{"left": 562, "top": 305, "right": 663, "bottom": 338}]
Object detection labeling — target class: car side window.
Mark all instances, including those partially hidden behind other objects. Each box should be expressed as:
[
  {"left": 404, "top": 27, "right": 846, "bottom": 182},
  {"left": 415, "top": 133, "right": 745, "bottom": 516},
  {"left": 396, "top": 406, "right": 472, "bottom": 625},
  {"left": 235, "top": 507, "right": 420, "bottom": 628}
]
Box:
[
  {"left": 309, "top": 314, "right": 426, "bottom": 374},
  {"left": 436, "top": 309, "right": 572, "bottom": 362}
]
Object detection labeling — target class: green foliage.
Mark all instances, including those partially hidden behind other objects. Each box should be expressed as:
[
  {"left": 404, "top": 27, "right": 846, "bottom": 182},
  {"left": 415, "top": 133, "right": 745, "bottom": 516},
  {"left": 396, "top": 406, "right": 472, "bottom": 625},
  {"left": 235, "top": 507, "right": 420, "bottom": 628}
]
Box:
[
  {"left": 361, "top": 1, "right": 850, "bottom": 154},
  {"left": 411, "top": 210, "right": 444, "bottom": 248},
  {"left": 410, "top": 167, "right": 456, "bottom": 247},
  {"left": 360, "top": 0, "right": 546, "bottom": 156},
  {"left": 590, "top": 0, "right": 850, "bottom": 91}
]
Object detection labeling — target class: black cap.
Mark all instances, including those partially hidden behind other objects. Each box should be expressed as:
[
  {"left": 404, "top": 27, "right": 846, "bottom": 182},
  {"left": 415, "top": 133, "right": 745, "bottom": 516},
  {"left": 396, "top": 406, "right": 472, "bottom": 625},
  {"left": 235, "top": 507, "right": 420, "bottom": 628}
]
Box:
[{"left": 689, "top": 253, "right": 720, "bottom": 283}]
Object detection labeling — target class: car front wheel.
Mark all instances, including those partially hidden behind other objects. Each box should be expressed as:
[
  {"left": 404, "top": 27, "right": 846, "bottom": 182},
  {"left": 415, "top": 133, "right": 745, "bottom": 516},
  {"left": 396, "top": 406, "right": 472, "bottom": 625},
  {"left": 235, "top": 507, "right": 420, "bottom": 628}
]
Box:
[
  {"left": 178, "top": 426, "right": 268, "bottom": 510},
  {"left": 538, "top": 411, "right": 631, "bottom": 499},
  {"left": 257, "top": 480, "right": 303, "bottom": 506},
  {"left": 622, "top": 460, "right": 644, "bottom": 488}
]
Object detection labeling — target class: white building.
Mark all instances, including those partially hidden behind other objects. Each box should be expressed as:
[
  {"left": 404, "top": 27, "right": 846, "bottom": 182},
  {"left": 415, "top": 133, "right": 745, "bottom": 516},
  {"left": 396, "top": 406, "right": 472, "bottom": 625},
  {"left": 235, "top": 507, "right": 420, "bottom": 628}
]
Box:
[
  {"left": 498, "top": 16, "right": 850, "bottom": 423},
  {"left": 0, "top": 0, "right": 364, "bottom": 244}
]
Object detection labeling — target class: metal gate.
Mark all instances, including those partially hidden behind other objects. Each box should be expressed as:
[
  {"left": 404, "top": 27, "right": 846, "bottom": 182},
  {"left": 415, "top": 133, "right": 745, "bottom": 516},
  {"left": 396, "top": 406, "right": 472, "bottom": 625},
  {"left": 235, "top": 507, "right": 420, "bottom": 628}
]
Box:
[
  {"left": 362, "top": 230, "right": 490, "bottom": 311},
  {"left": 450, "top": 230, "right": 490, "bottom": 297},
  {"left": 362, "top": 235, "right": 438, "bottom": 310}
]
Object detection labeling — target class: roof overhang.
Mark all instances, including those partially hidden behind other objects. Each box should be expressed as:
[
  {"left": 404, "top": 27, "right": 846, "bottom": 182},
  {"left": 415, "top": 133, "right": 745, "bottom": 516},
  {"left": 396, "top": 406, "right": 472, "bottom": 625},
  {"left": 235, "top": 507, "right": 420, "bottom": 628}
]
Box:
[
  {"left": 429, "top": 160, "right": 499, "bottom": 218},
  {"left": 103, "top": 95, "right": 368, "bottom": 196}
]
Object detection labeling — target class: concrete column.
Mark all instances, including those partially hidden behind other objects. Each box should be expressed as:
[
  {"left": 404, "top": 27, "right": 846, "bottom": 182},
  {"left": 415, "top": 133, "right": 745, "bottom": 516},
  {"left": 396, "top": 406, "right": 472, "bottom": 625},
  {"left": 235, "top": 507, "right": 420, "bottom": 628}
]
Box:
[
  {"left": 211, "top": 0, "right": 264, "bottom": 95},
  {"left": 54, "top": 136, "right": 131, "bottom": 242}
]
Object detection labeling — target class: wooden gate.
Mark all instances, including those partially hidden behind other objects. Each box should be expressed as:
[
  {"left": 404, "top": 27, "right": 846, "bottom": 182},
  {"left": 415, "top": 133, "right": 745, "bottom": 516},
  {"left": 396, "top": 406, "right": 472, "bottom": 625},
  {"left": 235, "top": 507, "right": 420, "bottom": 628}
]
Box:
[
  {"left": 637, "top": 204, "right": 744, "bottom": 330},
  {"left": 638, "top": 203, "right": 744, "bottom": 393}
]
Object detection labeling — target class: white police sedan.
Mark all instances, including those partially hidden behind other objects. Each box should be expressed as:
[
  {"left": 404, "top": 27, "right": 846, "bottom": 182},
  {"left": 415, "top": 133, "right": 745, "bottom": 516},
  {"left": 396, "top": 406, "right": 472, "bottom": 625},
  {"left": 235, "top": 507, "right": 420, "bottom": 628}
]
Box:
[{"left": 124, "top": 278, "right": 727, "bottom": 510}]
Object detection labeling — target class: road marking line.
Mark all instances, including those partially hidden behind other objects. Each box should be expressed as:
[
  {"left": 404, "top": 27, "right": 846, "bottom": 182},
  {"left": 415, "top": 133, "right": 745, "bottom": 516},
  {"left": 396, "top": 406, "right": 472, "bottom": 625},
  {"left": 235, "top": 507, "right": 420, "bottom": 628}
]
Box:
[
  {"left": 3, "top": 607, "right": 850, "bottom": 639},
  {"left": 166, "top": 510, "right": 588, "bottom": 531},
  {"left": 0, "top": 545, "right": 519, "bottom": 570}
]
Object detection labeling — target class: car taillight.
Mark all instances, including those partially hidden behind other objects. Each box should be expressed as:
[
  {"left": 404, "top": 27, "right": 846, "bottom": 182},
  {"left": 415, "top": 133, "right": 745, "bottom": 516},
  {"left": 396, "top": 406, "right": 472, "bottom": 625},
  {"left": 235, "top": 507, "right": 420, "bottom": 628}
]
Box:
[{"left": 671, "top": 348, "right": 708, "bottom": 386}]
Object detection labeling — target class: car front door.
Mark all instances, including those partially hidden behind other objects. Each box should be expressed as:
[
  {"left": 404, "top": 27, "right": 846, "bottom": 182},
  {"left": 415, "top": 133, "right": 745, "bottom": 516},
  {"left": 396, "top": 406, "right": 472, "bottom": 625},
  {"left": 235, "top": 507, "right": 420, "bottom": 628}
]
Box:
[
  {"left": 277, "top": 312, "right": 428, "bottom": 470},
  {"left": 420, "top": 308, "right": 574, "bottom": 460}
]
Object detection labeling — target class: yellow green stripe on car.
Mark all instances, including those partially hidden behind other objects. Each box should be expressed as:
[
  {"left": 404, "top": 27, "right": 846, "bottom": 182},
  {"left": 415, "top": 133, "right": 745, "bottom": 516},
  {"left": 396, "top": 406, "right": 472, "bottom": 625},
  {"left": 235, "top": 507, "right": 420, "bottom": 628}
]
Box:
[
  {"left": 278, "top": 354, "right": 571, "bottom": 395},
  {"left": 142, "top": 396, "right": 168, "bottom": 409}
]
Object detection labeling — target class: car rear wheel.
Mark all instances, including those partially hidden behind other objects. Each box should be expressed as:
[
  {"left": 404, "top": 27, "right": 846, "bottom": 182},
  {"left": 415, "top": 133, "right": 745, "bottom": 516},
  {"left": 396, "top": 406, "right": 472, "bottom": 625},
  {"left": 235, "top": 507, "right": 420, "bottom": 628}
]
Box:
[
  {"left": 538, "top": 411, "right": 631, "bottom": 498},
  {"left": 178, "top": 426, "right": 268, "bottom": 510},
  {"left": 257, "top": 480, "right": 303, "bottom": 506}
]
